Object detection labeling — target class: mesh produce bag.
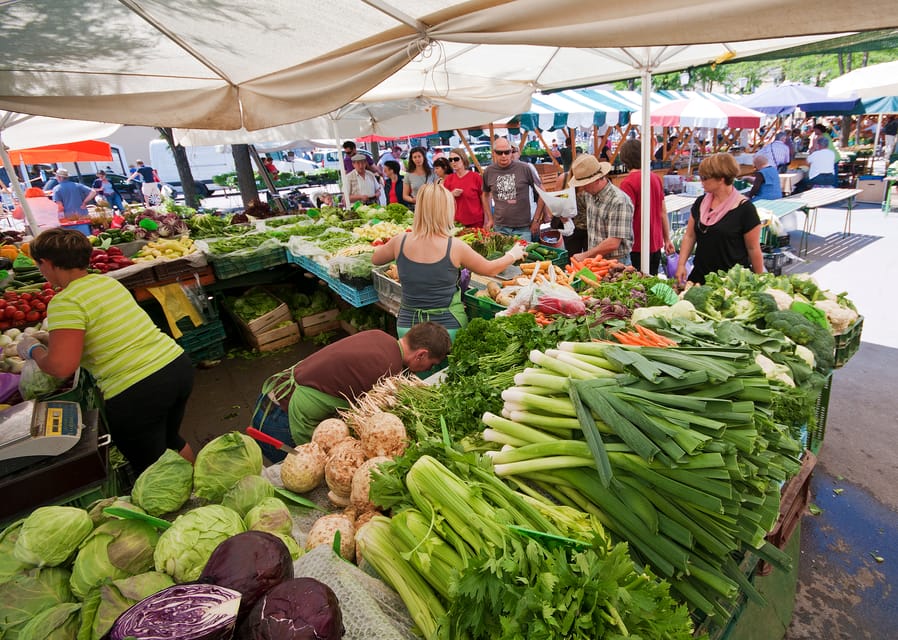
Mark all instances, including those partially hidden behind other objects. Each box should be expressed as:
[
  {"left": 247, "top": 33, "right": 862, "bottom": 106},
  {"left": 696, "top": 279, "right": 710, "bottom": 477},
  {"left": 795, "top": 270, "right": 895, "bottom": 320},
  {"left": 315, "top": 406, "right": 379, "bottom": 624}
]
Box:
[{"left": 294, "top": 545, "right": 417, "bottom": 640}]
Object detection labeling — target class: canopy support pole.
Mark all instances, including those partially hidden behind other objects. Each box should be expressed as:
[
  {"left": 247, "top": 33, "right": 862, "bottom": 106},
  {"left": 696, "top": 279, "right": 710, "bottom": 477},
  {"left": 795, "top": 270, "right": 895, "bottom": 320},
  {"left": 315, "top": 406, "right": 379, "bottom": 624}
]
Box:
[
  {"left": 332, "top": 119, "right": 350, "bottom": 209},
  {"left": 0, "top": 135, "right": 41, "bottom": 235},
  {"left": 639, "top": 65, "right": 652, "bottom": 276},
  {"left": 873, "top": 113, "right": 884, "bottom": 158},
  {"left": 456, "top": 129, "right": 481, "bottom": 172}
]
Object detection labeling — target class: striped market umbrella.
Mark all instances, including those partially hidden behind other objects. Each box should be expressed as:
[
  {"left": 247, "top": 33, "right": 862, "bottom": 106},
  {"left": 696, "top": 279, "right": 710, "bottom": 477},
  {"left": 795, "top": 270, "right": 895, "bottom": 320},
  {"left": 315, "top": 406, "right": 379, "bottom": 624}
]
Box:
[{"left": 633, "top": 96, "right": 765, "bottom": 129}]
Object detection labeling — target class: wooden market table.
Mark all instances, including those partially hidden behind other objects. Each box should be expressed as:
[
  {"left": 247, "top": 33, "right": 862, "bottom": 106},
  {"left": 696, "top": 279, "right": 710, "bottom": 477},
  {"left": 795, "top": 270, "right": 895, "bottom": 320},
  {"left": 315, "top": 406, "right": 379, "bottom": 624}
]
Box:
[{"left": 785, "top": 187, "right": 863, "bottom": 236}]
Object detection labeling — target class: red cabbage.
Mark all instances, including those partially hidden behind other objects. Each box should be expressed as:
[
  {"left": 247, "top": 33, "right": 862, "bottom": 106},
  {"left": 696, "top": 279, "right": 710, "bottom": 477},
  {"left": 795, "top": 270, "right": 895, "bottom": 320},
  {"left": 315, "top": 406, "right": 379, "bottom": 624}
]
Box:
[
  {"left": 106, "top": 583, "right": 241, "bottom": 640},
  {"left": 236, "top": 578, "right": 344, "bottom": 640},
  {"left": 198, "top": 531, "right": 293, "bottom": 622}
]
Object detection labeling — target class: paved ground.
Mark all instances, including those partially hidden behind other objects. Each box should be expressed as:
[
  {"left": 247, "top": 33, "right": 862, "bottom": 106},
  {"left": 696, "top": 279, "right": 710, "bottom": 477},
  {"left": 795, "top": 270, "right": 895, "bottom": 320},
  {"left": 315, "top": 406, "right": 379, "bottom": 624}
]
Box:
[{"left": 180, "top": 197, "right": 898, "bottom": 638}]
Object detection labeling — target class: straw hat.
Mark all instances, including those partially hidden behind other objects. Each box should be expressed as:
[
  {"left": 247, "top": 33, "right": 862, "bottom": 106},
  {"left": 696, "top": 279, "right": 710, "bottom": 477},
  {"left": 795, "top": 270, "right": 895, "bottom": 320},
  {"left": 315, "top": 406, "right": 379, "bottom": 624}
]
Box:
[{"left": 567, "top": 155, "right": 612, "bottom": 188}]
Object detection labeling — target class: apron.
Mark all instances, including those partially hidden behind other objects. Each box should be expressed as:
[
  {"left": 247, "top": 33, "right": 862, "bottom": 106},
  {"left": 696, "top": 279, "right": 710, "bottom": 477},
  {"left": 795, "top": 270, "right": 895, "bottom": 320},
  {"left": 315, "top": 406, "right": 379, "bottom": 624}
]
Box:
[{"left": 397, "top": 288, "right": 467, "bottom": 343}]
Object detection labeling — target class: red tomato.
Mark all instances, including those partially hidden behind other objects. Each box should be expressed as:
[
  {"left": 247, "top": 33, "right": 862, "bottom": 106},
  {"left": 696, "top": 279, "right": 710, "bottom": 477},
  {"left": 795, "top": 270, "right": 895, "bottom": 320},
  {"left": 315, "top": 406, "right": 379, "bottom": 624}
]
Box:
[
  {"left": 20, "top": 293, "right": 32, "bottom": 301},
  {"left": 18, "top": 304, "right": 31, "bottom": 314},
  {"left": 43, "top": 282, "right": 53, "bottom": 290},
  {"left": 0, "top": 321, "right": 9, "bottom": 330},
  {"left": 0, "top": 300, "right": 6, "bottom": 309},
  {"left": 32, "top": 301, "right": 46, "bottom": 312},
  {"left": 25, "top": 310, "right": 40, "bottom": 323},
  {"left": 3, "top": 307, "right": 15, "bottom": 318},
  {"left": 12, "top": 310, "right": 24, "bottom": 321}
]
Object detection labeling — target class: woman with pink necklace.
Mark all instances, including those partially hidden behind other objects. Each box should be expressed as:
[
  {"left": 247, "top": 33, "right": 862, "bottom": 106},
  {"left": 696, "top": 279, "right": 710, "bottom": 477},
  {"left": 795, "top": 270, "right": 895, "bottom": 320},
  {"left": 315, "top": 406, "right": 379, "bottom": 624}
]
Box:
[{"left": 675, "top": 153, "right": 764, "bottom": 285}]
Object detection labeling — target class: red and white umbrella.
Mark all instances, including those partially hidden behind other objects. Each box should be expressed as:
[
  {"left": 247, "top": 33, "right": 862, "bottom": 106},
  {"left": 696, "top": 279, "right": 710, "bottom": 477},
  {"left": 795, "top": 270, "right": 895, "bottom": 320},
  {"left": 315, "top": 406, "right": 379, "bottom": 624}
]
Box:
[{"left": 633, "top": 96, "right": 765, "bottom": 129}]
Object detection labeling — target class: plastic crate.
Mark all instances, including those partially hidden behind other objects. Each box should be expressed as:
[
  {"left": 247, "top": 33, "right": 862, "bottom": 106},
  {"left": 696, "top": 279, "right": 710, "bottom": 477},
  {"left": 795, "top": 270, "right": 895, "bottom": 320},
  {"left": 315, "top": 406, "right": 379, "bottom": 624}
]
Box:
[
  {"left": 763, "top": 251, "right": 788, "bottom": 276},
  {"left": 526, "top": 243, "right": 569, "bottom": 267},
  {"left": 210, "top": 244, "right": 287, "bottom": 280},
  {"left": 808, "top": 372, "right": 832, "bottom": 455},
  {"left": 176, "top": 319, "right": 226, "bottom": 359},
  {"left": 329, "top": 278, "right": 379, "bottom": 307},
  {"left": 463, "top": 286, "right": 506, "bottom": 319},
  {"left": 833, "top": 316, "right": 863, "bottom": 368},
  {"left": 372, "top": 264, "right": 402, "bottom": 312},
  {"left": 287, "top": 253, "right": 330, "bottom": 279}
]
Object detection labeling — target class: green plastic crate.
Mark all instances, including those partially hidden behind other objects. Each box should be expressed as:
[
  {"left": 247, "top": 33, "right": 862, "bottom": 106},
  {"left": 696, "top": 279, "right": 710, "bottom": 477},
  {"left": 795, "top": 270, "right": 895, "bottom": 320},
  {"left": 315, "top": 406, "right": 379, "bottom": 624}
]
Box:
[
  {"left": 463, "top": 286, "right": 506, "bottom": 319},
  {"left": 808, "top": 372, "right": 832, "bottom": 455},
  {"left": 525, "top": 243, "right": 569, "bottom": 267},
  {"left": 211, "top": 245, "right": 287, "bottom": 280},
  {"left": 833, "top": 315, "right": 863, "bottom": 368}
]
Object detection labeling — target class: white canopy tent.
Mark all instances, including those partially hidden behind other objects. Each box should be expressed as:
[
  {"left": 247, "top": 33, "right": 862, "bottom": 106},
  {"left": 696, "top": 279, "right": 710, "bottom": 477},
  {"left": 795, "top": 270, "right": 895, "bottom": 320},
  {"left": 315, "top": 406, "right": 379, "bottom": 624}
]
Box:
[
  {"left": 0, "top": 0, "right": 889, "bottom": 132},
  {"left": 4, "top": 1, "right": 898, "bottom": 270}
]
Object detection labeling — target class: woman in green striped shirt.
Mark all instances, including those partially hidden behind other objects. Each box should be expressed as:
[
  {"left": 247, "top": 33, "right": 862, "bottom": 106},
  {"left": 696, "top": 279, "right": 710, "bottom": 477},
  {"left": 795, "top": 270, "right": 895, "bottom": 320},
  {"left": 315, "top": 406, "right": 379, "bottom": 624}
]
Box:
[{"left": 18, "top": 229, "right": 195, "bottom": 473}]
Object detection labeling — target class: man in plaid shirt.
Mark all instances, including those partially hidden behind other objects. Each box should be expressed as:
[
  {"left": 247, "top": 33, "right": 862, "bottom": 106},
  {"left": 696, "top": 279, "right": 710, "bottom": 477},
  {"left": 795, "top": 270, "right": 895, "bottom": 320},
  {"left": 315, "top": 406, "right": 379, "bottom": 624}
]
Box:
[
  {"left": 567, "top": 155, "right": 634, "bottom": 264},
  {"left": 759, "top": 132, "right": 793, "bottom": 173}
]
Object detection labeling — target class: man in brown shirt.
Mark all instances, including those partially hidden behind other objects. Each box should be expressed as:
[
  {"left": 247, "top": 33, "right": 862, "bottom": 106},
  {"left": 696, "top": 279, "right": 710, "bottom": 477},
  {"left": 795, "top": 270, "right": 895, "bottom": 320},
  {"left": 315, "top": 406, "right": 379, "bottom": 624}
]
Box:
[{"left": 252, "top": 322, "right": 450, "bottom": 462}]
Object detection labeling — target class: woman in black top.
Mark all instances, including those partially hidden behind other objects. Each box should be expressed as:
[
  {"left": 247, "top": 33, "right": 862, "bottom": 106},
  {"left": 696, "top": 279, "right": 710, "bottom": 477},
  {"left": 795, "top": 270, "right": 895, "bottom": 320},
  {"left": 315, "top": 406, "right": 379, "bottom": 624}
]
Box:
[{"left": 675, "top": 153, "right": 764, "bottom": 285}]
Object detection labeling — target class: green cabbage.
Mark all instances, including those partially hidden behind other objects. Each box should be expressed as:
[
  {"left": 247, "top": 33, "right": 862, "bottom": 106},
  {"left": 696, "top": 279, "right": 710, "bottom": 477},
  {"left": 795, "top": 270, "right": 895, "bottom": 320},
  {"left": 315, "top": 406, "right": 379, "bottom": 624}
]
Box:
[
  {"left": 86, "top": 497, "right": 146, "bottom": 527},
  {"left": 77, "top": 571, "right": 174, "bottom": 640},
  {"left": 70, "top": 519, "right": 160, "bottom": 599},
  {"left": 245, "top": 496, "right": 293, "bottom": 537},
  {"left": 14, "top": 506, "right": 93, "bottom": 567},
  {"left": 17, "top": 601, "right": 81, "bottom": 640},
  {"left": 0, "top": 567, "right": 73, "bottom": 638},
  {"left": 270, "top": 531, "right": 303, "bottom": 561},
  {"left": 193, "top": 432, "right": 263, "bottom": 503},
  {"left": 221, "top": 474, "right": 275, "bottom": 516},
  {"left": 153, "top": 505, "right": 246, "bottom": 583},
  {"left": 131, "top": 449, "right": 194, "bottom": 516},
  {"left": 0, "top": 519, "right": 30, "bottom": 586}
]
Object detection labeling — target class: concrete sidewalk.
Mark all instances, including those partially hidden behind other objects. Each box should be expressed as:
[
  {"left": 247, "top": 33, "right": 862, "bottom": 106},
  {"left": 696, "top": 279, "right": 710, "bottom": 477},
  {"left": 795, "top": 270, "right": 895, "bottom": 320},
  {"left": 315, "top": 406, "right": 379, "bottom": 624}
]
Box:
[{"left": 777, "top": 201, "right": 897, "bottom": 639}]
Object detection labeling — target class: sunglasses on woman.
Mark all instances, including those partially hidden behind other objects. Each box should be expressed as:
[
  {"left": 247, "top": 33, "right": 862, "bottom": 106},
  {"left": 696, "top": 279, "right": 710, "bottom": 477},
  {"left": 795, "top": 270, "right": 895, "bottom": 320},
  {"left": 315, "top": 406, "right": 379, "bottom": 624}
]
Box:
[{"left": 449, "top": 157, "right": 463, "bottom": 162}]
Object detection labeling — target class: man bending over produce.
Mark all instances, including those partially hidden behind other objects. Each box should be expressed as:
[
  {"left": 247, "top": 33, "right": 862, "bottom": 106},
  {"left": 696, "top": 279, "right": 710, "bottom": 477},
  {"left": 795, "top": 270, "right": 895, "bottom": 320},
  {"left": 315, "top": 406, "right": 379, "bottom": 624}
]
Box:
[{"left": 251, "top": 322, "right": 451, "bottom": 462}]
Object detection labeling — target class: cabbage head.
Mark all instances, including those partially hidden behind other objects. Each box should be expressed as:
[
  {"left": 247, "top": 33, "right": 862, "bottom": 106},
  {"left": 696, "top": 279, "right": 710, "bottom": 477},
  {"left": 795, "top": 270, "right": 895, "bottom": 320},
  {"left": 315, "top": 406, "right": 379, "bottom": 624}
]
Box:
[
  {"left": 17, "top": 601, "right": 81, "bottom": 640},
  {"left": 86, "top": 497, "right": 146, "bottom": 527},
  {"left": 154, "top": 505, "right": 246, "bottom": 583},
  {"left": 0, "top": 567, "right": 73, "bottom": 638},
  {"left": 245, "top": 497, "right": 293, "bottom": 537},
  {"left": 193, "top": 432, "right": 263, "bottom": 503},
  {"left": 270, "top": 531, "right": 303, "bottom": 561},
  {"left": 0, "top": 519, "right": 30, "bottom": 586},
  {"left": 131, "top": 449, "right": 194, "bottom": 516},
  {"left": 14, "top": 506, "right": 93, "bottom": 567},
  {"left": 78, "top": 571, "right": 174, "bottom": 640},
  {"left": 70, "top": 519, "right": 160, "bottom": 599},
  {"left": 221, "top": 474, "right": 275, "bottom": 516}
]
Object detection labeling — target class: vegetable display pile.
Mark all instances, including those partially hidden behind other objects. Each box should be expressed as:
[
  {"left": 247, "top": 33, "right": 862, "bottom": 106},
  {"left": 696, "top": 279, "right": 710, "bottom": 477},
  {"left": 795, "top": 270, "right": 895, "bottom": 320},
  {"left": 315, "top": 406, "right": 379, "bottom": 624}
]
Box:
[{"left": 0, "top": 284, "right": 54, "bottom": 330}]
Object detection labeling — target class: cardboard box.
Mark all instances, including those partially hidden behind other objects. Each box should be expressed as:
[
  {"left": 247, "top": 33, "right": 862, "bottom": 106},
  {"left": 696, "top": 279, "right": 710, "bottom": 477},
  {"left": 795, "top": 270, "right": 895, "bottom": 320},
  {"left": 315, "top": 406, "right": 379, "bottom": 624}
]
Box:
[
  {"left": 248, "top": 321, "right": 301, "bottom": 352},
  {"left": 300, "top": 309, "right": 341, "bottom": 337},
  {"left": 856, "top": 176, "right": 885, "bottom": 203}
]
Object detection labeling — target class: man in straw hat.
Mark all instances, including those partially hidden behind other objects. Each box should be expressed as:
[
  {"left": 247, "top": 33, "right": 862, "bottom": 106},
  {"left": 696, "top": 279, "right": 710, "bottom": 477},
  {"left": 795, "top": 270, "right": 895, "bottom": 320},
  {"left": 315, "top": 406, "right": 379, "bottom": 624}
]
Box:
[{"left": 567, "top": 155, "right": 633, "bottom": 264}]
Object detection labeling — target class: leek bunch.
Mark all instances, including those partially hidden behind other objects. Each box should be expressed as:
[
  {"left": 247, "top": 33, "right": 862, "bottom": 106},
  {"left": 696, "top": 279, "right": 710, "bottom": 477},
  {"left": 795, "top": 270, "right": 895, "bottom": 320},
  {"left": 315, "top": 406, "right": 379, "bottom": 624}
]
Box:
[{"left": 483, "top": 342, "right": 803, "bottom": 620}]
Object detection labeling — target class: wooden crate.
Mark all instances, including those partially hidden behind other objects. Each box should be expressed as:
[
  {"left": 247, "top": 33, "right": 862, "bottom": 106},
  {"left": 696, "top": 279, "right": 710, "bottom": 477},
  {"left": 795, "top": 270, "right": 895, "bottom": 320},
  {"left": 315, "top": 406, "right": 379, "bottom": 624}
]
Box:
[
  {"left": 300, "top": 309, "right": 340, "bottom": 337},
  {"left": 247, "top": 321, "right": 301, "bottom": 352},
  {"left": 340, "top": 319, "right": 359, "bottom": 335},
  {"left": 243, "top": 300, "right": 292, "bottom": 335}
]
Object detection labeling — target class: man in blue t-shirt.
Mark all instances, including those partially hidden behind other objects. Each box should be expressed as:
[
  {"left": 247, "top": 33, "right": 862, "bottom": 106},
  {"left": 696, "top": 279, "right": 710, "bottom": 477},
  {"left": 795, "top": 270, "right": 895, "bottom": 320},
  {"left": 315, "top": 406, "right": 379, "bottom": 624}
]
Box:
[
  {"left": 51, "top": 169, "right": 96, "bottom": 218},
  {"left": 128, "top": 160, "right": 160, "bottom": 205}
]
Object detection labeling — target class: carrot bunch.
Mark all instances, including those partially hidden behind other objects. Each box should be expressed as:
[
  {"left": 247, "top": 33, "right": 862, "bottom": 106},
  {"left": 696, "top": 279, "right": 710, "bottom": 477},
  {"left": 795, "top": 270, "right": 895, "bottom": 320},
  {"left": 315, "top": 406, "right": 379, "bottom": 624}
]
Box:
[
  {"left": 566, "top": 255, "right": 623, "bottom": 283},
  {"left": 611, "top": 324, "right": 678, "bottom": 347},
  {"left": 527, "top": 308, "right": 554, "bottom": 327}
]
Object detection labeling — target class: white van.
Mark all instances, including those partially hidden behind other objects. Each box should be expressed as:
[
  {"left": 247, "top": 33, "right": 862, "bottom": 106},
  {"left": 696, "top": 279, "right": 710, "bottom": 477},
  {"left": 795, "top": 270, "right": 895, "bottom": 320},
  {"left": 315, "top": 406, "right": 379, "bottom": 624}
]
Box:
[
  {"left": 310, "top": 149, "right": 342, "bottom": 169},
  {"left": 149, "top": 139, "right": 236, "bottom": 186}
]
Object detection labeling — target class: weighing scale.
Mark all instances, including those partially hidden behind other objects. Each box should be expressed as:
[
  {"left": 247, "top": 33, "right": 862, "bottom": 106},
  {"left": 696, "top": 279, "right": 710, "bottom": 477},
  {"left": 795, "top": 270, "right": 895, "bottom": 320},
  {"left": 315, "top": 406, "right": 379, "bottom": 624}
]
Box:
[{"left": 0, "top": 400, "right": 84, "bottom": 477}]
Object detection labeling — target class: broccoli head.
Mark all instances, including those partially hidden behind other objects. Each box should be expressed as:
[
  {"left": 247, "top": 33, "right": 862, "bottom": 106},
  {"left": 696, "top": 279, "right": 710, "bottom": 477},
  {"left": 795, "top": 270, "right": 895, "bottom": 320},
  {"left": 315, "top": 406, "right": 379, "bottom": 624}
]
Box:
[
  {"left": 682, "top": 285, "right": 725, "bottom": 319},
  {"left": 764, "top": 310, "right": 834, "bottom": 371}
]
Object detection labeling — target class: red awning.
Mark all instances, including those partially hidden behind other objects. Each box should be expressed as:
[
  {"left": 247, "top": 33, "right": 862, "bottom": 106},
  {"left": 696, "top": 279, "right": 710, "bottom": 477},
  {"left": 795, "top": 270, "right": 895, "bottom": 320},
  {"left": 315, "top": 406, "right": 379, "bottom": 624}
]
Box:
[{"left": 0, "top": 140, "right": 112, "bottom": 166}]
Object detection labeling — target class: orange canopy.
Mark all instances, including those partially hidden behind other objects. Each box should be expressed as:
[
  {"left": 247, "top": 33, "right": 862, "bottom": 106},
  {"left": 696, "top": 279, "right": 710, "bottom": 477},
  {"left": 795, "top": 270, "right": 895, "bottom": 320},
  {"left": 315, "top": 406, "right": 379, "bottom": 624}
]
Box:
[{"left": 0, "top": 140, "right": 112, "bottom": 166}]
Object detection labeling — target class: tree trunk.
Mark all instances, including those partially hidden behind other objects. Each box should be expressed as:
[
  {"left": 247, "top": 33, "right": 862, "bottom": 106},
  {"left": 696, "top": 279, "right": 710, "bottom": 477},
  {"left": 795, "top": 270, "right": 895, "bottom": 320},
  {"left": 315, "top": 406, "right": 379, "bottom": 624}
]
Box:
[
  {"left": 231, "top": 144, "right": 259, "bottom": 207},
  {"left": 155, "top": 127, "right": 200, "bottom": 209}
]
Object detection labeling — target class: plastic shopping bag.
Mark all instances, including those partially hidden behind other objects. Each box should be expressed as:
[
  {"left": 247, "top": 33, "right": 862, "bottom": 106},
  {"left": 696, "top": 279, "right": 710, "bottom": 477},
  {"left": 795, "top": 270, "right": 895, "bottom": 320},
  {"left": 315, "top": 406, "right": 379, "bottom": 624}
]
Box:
[
  {"left": 535, "top": 185, "right": 577, "bottom": 218},
  {"left": 19, "top": 360, "right": 64, "bottom": 400}
]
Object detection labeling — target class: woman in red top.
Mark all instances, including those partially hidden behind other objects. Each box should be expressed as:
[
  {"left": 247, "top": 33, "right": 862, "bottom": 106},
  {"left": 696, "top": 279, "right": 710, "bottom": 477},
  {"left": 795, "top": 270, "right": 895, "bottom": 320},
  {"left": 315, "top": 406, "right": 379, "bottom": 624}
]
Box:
[
  {"left": 617, "top": 140, "right": 674, "bottom": 275},
  {"left": 442, "top": 148, "right": 484, "bottom": 227}
]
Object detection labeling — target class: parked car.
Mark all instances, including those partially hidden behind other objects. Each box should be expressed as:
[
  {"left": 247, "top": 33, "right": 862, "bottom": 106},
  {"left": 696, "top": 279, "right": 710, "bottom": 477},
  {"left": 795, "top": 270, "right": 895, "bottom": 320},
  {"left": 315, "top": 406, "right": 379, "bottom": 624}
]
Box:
[{"left": 74, "top": 173, "right": 143, "bottom": 203}]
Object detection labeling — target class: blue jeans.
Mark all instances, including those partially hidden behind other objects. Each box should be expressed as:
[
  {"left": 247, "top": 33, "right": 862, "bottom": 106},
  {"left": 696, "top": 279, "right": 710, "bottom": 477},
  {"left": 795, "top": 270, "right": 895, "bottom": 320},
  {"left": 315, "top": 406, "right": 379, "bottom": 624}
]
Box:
[
  {"left": 251, "top": 394, "right": 292, "bottom": 463},
  {"left": 494, "top": 225, "right": 532, "bottom": 242}
]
